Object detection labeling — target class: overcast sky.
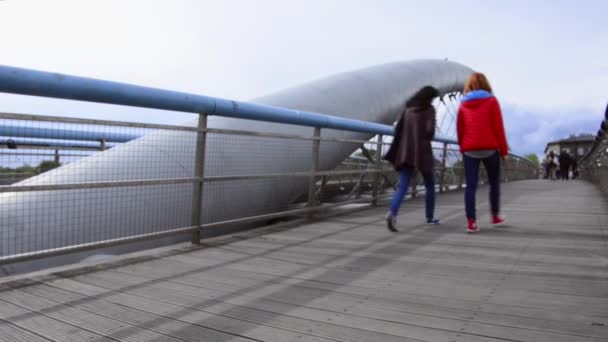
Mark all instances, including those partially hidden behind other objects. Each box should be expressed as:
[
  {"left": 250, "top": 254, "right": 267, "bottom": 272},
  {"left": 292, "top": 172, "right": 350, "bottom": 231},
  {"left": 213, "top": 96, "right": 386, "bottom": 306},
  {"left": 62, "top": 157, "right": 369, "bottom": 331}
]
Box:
[{"left": 0, "top": 0, "right": 606, "bottom": 156}]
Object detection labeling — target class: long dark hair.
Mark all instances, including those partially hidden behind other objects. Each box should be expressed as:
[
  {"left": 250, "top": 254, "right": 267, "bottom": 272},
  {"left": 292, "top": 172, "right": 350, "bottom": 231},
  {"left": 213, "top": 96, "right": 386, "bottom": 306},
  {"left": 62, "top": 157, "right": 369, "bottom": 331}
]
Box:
[{"left": 405, "top": 86, "right": 439, "bottom": 109}]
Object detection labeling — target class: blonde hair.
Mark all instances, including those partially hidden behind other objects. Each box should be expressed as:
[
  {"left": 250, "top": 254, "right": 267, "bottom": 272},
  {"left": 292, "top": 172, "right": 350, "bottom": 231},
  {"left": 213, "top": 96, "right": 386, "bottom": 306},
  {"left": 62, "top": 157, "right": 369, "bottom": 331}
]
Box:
[{"left": 464, "top": 72, "right": 493, "bottom": 94}]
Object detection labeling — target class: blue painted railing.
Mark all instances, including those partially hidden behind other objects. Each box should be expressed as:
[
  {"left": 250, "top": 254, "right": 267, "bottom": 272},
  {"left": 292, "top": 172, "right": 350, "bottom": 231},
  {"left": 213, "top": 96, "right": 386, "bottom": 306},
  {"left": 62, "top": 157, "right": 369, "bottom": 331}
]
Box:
[
  {"left": 0, "top": 138, "right": 114, "bottom": 150},
  {"left": 0, "top": 64, "right": 533, "bottom": 165},
  {"left": 0, "top": 64, "right": 455, "bottom": 144},
  {"left": 0, "top": 65, "right": 397, "bottom": 136},
  {"left": 0, "top": 125, "right": 138, "bottom": 143}
]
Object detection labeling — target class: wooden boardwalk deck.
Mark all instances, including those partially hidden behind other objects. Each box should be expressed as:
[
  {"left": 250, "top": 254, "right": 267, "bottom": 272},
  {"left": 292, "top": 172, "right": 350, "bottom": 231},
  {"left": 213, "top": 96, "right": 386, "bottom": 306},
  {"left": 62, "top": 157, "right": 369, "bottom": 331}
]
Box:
[{"left": 1, "top": 179, "right": 607, "bottom": 342}]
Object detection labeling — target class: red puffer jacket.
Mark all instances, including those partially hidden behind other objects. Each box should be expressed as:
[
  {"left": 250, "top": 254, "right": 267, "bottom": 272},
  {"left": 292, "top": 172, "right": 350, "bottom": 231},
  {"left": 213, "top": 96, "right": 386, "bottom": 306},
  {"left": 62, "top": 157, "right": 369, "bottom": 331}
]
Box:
[{"left": 456, "top": 91, "right": 508, "bottom": 157}]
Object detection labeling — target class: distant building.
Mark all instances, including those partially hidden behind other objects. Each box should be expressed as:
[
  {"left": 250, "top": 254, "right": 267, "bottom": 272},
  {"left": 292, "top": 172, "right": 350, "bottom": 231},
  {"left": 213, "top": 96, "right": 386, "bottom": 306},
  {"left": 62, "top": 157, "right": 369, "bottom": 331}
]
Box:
[{"left": 544, "top": 134, "right": 594, "bottom": 161}]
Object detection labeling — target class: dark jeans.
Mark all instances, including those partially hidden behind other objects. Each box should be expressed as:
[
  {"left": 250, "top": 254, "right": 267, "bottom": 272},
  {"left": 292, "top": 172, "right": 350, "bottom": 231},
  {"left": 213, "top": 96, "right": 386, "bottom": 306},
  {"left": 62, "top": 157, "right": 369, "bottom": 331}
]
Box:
[
  {"left": 464, "top": 152, "right": 500, "bottom": 220},
  {"left": 389, "top": 167, "right": 435, "bottom": 220},
  {"left": 560, "top": 166, "right": 570, "bottom": 180}
]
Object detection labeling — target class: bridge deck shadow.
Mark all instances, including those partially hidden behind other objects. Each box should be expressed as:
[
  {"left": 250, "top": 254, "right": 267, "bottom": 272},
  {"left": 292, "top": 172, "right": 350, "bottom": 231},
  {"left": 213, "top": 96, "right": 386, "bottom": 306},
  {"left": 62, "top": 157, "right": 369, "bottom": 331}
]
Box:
[{"left": 0, "top": 179, "right": 607, "bottom": 342}]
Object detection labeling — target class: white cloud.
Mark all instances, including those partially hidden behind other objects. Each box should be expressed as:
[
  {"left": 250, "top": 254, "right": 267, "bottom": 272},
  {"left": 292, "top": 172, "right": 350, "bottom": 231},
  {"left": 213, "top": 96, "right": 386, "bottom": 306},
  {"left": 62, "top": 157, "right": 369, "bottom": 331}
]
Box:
[{"left": 501, "top": 103, "right": 604, "bottom": 156}]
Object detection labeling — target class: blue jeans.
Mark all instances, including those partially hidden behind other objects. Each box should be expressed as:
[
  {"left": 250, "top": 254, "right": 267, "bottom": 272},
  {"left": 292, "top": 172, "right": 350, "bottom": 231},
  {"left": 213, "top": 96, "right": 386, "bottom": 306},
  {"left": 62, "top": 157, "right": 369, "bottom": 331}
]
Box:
[
  {"left": 464, "top": 152, "right": 500, "bottom": 220},
  {"left": 389, "top": 168, "right": 435, "bottom": 220}
]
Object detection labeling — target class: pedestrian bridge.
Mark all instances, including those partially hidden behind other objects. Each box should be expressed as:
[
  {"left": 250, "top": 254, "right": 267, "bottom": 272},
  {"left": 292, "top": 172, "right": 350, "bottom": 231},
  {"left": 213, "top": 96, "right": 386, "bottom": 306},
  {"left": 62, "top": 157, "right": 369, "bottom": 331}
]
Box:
[
  {"left": 0, "top": 179, "right": 607, "bottom": 342},
  {"left": 0, "top": 62, "right": 607, "bottom": 341}
]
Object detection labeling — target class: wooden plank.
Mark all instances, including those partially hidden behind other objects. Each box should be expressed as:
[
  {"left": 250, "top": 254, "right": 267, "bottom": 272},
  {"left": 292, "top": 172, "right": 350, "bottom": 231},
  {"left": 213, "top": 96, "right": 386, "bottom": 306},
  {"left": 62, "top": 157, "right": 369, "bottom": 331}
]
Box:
[
  {"left": 1, "top": 180, "right": 607, "bottom": 342},
  {"left": 153, "top": 249, "right": 608, "bottom": 314},
  {"left": 11, "top": 279, "right": 346, "bottom": 342},
  {"left": 209, "top": 239, "right": 607, "bottom": 279},
  {"left": 6, "top": 283, "right": 267, "bottom": 342},
  {"left": 0, "top": 288, "right": 191, "bottom": 342},
  {"left": 104, "top": 225, "right": 606, "bottom": 311},
  {"left": 0, "top": 296, "right": 114, "bottom": 342},
  {"left": 58, "top": 273, "right": 508, "bottom": 342},
  {"left": 0, "top": 320, "right": 56, "bottom": 342},
  {"left": 68, "top": 267, "right": 608, "bottom": 342},
  {"left": 203, "top": 248, "right": 607, "bottom": 301},
  {"left": 75, "top": 220, "right": 604, "bottom": 322},
  {"left": 25, "top": 280, "right": 422, "bottom": 342}
]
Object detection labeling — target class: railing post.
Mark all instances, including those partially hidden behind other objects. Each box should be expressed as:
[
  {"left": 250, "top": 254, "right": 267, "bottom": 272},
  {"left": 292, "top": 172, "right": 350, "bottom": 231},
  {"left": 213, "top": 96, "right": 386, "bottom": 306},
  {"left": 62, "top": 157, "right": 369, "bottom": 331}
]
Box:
[
  {"left": 308, "top": 127, "right": 321, "bottom": 209},
  {"left": 439, "top": 142, "right": 448, "bottom": 192},
  {"left": 372, "top": 134, "right": 383, "bottom": 205},
  {"left": 191, "top": 113, "right": 207, "bottom": 245}
]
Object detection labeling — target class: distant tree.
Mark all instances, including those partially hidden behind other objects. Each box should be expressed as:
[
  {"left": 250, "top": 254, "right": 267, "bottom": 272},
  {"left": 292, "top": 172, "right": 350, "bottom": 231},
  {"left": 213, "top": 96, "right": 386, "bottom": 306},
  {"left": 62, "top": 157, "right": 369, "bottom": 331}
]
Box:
[
  {"left": 524, "top": 153, "right": 539, "bottom": 167},
  {"left": 36, "top": 160, "right": 61, "bottom": 173},
  {"left": 0, "top": 160, "right": 62, "bottom": 175},
  {"left": 0, "top": 164, "right": 36, "bottom": 175}
]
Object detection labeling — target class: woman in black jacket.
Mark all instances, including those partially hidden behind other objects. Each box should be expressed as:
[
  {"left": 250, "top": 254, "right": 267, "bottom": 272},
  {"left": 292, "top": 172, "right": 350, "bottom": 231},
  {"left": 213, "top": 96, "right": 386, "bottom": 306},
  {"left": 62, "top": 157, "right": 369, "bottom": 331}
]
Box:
[{"left": 384, "top": 86, "right": 440, "bottom": 232}]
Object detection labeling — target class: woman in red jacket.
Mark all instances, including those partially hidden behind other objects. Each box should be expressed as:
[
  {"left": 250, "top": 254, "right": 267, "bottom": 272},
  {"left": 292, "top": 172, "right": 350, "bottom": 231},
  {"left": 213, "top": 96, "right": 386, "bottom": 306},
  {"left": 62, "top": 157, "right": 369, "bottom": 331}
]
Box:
[{"left": 457, "top": 72, "right": 508, "bottom": 233}]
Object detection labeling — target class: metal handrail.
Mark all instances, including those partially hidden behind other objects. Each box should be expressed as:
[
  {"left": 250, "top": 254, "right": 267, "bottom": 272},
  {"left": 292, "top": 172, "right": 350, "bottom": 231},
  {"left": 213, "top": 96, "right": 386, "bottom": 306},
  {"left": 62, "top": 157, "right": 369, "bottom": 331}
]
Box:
[
  {"left": 0, "top": 64, "right": 396, "bottom": 136},
  {"left": 0, "top": 65, "right": 538, "bottom": 268},
  {"left": 0, "top": 66, "right": 533, "bottom": 163},
  {"left": 0, "top": 124, "right": 138, "bottom": 142}
]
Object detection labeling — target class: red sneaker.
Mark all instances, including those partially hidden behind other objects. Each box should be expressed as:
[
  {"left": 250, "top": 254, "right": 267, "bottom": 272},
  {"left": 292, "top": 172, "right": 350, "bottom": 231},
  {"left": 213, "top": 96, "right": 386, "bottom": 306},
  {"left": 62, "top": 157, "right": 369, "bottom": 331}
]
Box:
[
  {"left": 492, "top": 215, "right": 506, "bottom": 226},
  {"left": 467, "top": 219, "right": 479, "bottom": 233}
]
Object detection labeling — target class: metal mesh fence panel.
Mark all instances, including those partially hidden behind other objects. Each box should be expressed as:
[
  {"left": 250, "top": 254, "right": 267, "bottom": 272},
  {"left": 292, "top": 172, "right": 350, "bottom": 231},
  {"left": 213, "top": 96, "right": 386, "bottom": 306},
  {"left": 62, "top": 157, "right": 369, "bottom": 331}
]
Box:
[
  {"left": 581, "top": 138, "right": 608, "bottom": 195},
  {"left": 0, "top": 112, "right": 538, "bottom": 266},
  {"left": 0, "top": 116, "right": 198, "bottom": 258},
  {"left": 201, "top": 131, "right": 313, "bottom": 223}
]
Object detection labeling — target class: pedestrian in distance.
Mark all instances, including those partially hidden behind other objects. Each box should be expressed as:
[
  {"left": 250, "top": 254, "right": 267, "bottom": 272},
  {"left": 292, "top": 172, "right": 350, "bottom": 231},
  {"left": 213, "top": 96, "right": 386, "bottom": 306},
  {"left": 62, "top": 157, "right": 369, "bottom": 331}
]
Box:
[
  {"left": 553, "top": 152, "right": 560, "bottom": 180},
  {"left": 543, "top": 157, "right": 551, "bottom": 179},
  {"left": 558, "top": 150, "right": 572, "bottom": 181},
  {"left": 571, "top": 158, "right": 578, "bottom": 179},
  {"left": 546, "top": 151, "right": 557, "bottom": 180},
  {"left": 456, "top": 72, "right": 508, "bottom": 233},
  {"left": 384, "top": 86, "right": 441, "bottom": 232}
]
